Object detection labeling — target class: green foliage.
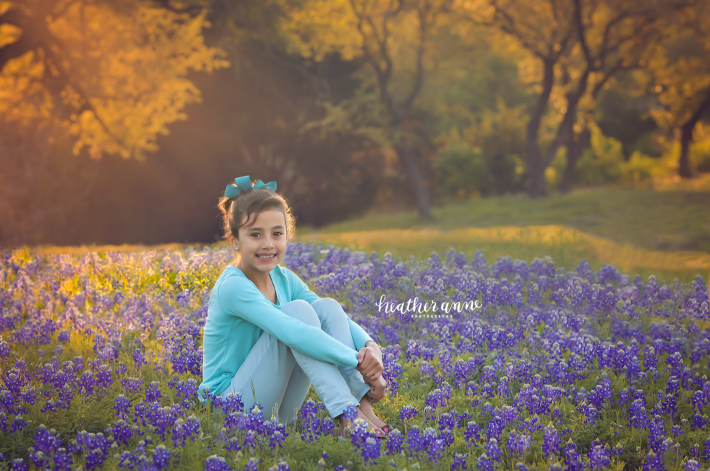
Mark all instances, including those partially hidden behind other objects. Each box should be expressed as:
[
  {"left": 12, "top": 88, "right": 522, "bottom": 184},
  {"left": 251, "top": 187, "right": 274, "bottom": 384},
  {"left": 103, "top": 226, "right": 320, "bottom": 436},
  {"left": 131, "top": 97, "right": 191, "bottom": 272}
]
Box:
[
  {"left": 432, "top": 98, "right": 527, "bottom": 197},
  {"left": 432, "top": 141, "right": 490, "bottom": 197},
  {"left": 547, "top": 123, "right": 685, "bottom": 190},
  {"left": 595, "top": 83, "right": 660, "bottom": 159}
]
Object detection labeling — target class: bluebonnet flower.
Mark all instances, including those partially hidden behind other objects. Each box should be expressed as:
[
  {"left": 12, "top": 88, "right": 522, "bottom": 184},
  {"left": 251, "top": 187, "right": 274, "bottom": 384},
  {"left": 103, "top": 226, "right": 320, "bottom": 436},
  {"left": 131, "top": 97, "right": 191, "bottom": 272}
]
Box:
[
  {"left": 144, "top": 381, "right": 162, "bottom": 402},
  {"left": 507, "top": 430, "right": 531, "bottom": 457},
  {"left": 245, "top": 458, "right": 260, "bottom": 471},
  {"left": 485, "top": 438, "right": 502, "bottom": 463},
  {"left": 691, "top": 414, "right": 707, "bottom": 429},
  {"left": 464, "top": 421, "right": 481, "bottom": 445},
  {"left": 204, "top": 455, "right": 231, "bottom": 471},
  {"left": 362, "top": 436, "right": 381, "bottom": 464},
  {"left": 115, "top": 394, "right": 131, "bottom": 418},
  {"left": 10, "top": 415, "right": 28, "bottom": 433},
  {"left": 588, "top": 440, "right": 611, "bottom": 470},
  {"left": 451, "top": 453, "right": 468, "bottom": 471},
  {"left": 564, "top": 440, "right": 584, "bottom": 471},
  {"left": 420, "top": 361, "right": 436, "bottom": 377},
  {"left": 476, "top": 453, "right": 494, "bottom": 471},
  {"left": 438, "top": 412, "right": 456, "bottom": 431},
  {"left": 400, "top": 405, "right": 419, "bottom": 422},
  {"left": 29, "top": 424, "right": 63, "bottom": 469},
  {"left": 425, "top": 429, "right": 445, "bottom": 462},
  {"left": 342, "top": 403, "right": 358, "bottom": 421},
  {"left": 107, "top": 419, "right": 134, "bottom": 446},
  {"left": 153, "top": 445, "right": 171, "bottom": 470},
  {"left": 350, "top": 418, "right": 373, "bottom": 449},
  {"left": 73, "top": 431, "right": 111, "bottom": 470},
  {"left": 266, "top": 420, "right": 288, "bottom": 449},
  {"left": 132, "top": 348, "right": 146, "bottom": 367},
  {"left": 52, "top": 447, "right": 72, "bottom": 471},
  {"left": 406, "top": 425, "right": 426, "bottom": 454},
  {"left": 386, "top": 429, "right": 404, "bottom": 456},
  {"left": 120, "top": 377, "right": 143, "bottom": 393},
  {"left": 171, "top": 415, "right": 200, "bottom": 447},
  {"left": 12, "top": 458, "right": 29, "bottom": 471},
  {"left": 543, "top": 424, "right": 560, "bottom": 460},
  {"left": 684, "top": 460, "right": 702, "bottom": 471}
]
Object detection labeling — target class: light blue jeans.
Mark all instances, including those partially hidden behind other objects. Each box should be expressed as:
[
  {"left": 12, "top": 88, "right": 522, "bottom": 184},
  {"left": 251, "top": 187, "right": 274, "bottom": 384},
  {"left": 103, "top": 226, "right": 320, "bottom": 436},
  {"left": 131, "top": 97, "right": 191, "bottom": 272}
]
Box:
[{"left": 219, "top": 298, "right": 372, "bottom": 424}]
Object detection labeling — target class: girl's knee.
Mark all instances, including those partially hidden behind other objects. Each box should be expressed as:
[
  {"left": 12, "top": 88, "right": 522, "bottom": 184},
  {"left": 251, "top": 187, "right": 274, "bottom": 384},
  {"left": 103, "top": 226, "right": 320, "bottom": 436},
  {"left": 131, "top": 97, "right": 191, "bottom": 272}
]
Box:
[
  {"left": 281, "top": 299, "right": 320, "bottom": 327},
  {"left": 312, "top": 297, "right": 346, "bottom": 323}
]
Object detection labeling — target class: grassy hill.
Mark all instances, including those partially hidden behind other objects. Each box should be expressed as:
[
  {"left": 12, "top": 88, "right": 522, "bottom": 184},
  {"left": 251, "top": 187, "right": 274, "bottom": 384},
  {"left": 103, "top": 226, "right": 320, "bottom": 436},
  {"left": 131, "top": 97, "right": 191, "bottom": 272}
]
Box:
[
  {"left": 28, "top": 178, "right": 710, "bottom": 285},
  {"left": 296, "top": 179, "right": 710, "bottom": 284}
]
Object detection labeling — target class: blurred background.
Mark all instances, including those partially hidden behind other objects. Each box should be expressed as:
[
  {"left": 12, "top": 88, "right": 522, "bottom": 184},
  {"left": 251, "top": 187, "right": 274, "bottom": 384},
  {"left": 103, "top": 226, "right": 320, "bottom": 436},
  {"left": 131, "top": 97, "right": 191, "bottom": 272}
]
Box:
[{"left": 1, "top": 0, "right": 709, "bottom": 281}]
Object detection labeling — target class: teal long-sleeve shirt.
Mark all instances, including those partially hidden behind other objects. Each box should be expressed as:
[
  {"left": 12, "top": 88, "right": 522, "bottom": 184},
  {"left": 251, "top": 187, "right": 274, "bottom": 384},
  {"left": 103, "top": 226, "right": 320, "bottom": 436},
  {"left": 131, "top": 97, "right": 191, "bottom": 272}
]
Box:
[{"left": 199, "top": 264, "right": 374, "bottom": 401}]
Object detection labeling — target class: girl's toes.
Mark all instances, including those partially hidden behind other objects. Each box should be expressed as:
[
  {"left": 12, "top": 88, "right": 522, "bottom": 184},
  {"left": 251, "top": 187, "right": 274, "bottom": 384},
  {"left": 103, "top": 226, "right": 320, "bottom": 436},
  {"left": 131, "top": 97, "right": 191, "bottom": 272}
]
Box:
[
  {"left": 372, "top": 428, "right": 387, "bottom": 439},
  {"left": 370, "top": 417, "right": 386, "bottom": 429},
  {"left": 381, "top": 424, "right": 395, "bottom": 434}
]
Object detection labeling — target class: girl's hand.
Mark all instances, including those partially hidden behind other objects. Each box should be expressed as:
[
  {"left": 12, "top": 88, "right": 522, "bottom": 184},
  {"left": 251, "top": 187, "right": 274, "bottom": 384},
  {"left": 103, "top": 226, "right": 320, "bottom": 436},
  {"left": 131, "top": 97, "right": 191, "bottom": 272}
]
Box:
[
  {"left": 366, "top": 375, "right": 387, "bottom": 404},
  {"left": 356, "top": 342, "right": 383, "bottom": 382}
]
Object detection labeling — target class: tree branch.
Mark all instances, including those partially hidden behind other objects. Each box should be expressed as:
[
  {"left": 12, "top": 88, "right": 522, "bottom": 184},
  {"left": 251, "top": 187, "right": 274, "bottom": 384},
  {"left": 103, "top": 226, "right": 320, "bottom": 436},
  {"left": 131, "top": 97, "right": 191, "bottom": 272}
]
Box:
[
  {"left": 148, "top": 0, "right": 204, "bottom": 16},
  {"left": 348, "top": 0, "right": 396, "bottom": 117},
  {"left": 41, "top": 35, "right": 132, "bottom": 157},
  {"left": 0, "top": 33, "right": 39, "bottom": 72},
  {"left": 0, "top": 6, "right": 29, "bottom": 26},
  {"left": 400, "top": 0, "right": 430, "bottom": 118},
  {"left": 573, "top": 0, "right": 593, "bottom": 66},
  {"left": 681, "top": 86, "right": 710, "bottom": 137},
  {"left": 49, "top": 0, "right": 82, "bottom": 22},
  {"left": 258, "top": 34, "right": 331, "bottom": 102}
]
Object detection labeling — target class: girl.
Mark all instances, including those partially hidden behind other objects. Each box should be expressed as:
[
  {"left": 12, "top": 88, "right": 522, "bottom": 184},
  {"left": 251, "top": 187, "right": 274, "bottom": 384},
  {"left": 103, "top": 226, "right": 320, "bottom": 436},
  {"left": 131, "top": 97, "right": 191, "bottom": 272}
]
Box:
[{"left": 199, "top": 176, "right": 394, "bottom": 439}]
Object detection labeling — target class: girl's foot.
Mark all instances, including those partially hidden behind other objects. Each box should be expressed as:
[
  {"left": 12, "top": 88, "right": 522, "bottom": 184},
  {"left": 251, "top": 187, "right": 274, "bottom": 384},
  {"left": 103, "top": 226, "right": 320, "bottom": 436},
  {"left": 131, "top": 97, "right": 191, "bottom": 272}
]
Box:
[
  {"left": 338, "top": 406, "right": 385, "bottom": 439},
  {"left": 359, "top": 395, "right": 387, "bottom": 429}
]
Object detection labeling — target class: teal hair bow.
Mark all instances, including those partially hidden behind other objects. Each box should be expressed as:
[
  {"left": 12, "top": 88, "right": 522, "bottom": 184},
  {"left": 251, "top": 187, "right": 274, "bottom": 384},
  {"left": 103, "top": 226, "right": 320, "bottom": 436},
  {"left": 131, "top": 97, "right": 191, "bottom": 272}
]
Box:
[{"left": 224, "top": 175, "right": 277, "bottom": 198}]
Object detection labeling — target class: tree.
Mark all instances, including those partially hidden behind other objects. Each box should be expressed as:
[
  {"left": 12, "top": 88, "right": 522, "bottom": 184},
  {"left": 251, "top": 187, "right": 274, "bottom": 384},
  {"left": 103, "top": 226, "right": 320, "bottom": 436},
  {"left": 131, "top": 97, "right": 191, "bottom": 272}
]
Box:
[
  {"left": 558, "top": 0, "right": 695, "bottom": 192},
  {"left": 455, "top": 0, "right": 692, "bottom": 197},
  {"left": 0, "top": 0, "right": 229, "bottom": 160},
  {"left": 281, "top": 0, "right": 454, "bottom": 219},
  {"left": 648, "top": 0, "right": 710, "bottom": 178},
  {"left": 0, "top": 119, "right": 103, "bottom": 246},
  {"left": 0, "top": 0, "right": 228, "bottom": 246},
  {"left": 454, "top": 0, "right": 576, "bottom": 197}
]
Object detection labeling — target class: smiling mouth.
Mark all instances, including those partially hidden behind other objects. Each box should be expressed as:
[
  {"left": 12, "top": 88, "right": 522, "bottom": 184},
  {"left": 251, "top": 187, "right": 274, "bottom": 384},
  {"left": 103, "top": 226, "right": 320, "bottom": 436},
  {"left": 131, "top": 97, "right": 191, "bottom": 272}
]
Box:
[{"left": 257, "top": 254, "right": 276, "bottom": 259}]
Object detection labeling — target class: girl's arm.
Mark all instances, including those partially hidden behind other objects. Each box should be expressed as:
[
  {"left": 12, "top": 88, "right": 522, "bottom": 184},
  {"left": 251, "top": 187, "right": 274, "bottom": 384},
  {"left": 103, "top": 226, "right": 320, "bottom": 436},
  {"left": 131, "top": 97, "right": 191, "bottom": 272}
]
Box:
[
  {"left": 286, "top": 267, "right": 376, "bottom": 351},
  {"left": 217, "top": 274, "right": 359, "bottom": 368}
]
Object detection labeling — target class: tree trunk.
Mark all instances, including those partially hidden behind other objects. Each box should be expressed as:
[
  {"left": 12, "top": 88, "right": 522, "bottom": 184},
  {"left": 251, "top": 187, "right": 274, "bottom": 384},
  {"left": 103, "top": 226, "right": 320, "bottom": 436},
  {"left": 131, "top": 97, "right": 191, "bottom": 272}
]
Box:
[
  {"left": 526, "top": 59, "right": 556, "bottom": 198},
  {"left": 0, "top": 120, "right": 100, "bottom": 246},
  {"left": 393, "top": 133, "right": 431, "bottom": 219},
  {"left": 678, "top": 87, "right": 710, "bottom": 179},
  {"left": 560, "top": 127, "right": 591, "bottom": 193},
  {"left": 679, "top": 125, "right": 694, "bottom": 179}
]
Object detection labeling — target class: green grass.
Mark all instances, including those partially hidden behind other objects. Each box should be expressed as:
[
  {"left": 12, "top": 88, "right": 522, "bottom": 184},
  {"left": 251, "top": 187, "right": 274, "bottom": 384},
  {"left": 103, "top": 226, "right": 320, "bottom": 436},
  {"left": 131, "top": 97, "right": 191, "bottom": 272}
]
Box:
[
  {"left": 295, "top": 184, "right": 710, "bottom": 285},
  {"left": 299, "top": 185, "right": 710, "bottom": 253},
  {"left": 31, "top": 183, "right": 710, "bottom": 285}
]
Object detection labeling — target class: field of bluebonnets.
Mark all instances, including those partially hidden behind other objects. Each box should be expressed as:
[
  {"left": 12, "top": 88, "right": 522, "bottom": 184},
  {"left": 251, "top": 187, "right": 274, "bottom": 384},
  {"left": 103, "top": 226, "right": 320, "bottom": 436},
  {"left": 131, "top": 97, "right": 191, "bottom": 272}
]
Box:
[{"left": 0, "top": 241, "right": 709, "bottom": 471}]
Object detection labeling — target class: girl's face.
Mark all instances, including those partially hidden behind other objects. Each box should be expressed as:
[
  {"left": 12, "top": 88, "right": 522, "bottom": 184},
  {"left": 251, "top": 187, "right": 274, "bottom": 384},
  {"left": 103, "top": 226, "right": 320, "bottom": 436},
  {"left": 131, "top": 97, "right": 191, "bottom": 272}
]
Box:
[{"left": 231, "top": 209, "right": 287, "bottom": 273}]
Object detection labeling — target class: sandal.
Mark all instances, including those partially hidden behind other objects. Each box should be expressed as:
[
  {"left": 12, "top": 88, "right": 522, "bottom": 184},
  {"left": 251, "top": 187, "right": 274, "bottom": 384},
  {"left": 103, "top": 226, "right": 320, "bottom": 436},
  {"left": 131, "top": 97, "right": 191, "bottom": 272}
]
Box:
[
  {"left": 380, "top": 424, "right": 396, "bottom": 434},
  {"left": 372, "top": 428, "right": 388, "bottom": 440}
]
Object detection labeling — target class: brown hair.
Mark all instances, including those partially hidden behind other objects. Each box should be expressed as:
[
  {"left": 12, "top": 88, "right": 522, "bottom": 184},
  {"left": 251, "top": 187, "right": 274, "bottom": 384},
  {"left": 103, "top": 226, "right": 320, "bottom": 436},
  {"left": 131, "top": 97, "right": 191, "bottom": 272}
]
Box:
[{"left": 218, "top": 179, "right": 296, "bottom": 258}]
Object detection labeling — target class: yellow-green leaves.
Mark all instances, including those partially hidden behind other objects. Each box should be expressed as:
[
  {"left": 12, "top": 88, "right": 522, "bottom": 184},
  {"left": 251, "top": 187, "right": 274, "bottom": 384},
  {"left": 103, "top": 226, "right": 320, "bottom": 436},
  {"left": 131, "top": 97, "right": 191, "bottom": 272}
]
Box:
[{"left": 0, "top": 0, "right": 230, "bottom": 160}]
